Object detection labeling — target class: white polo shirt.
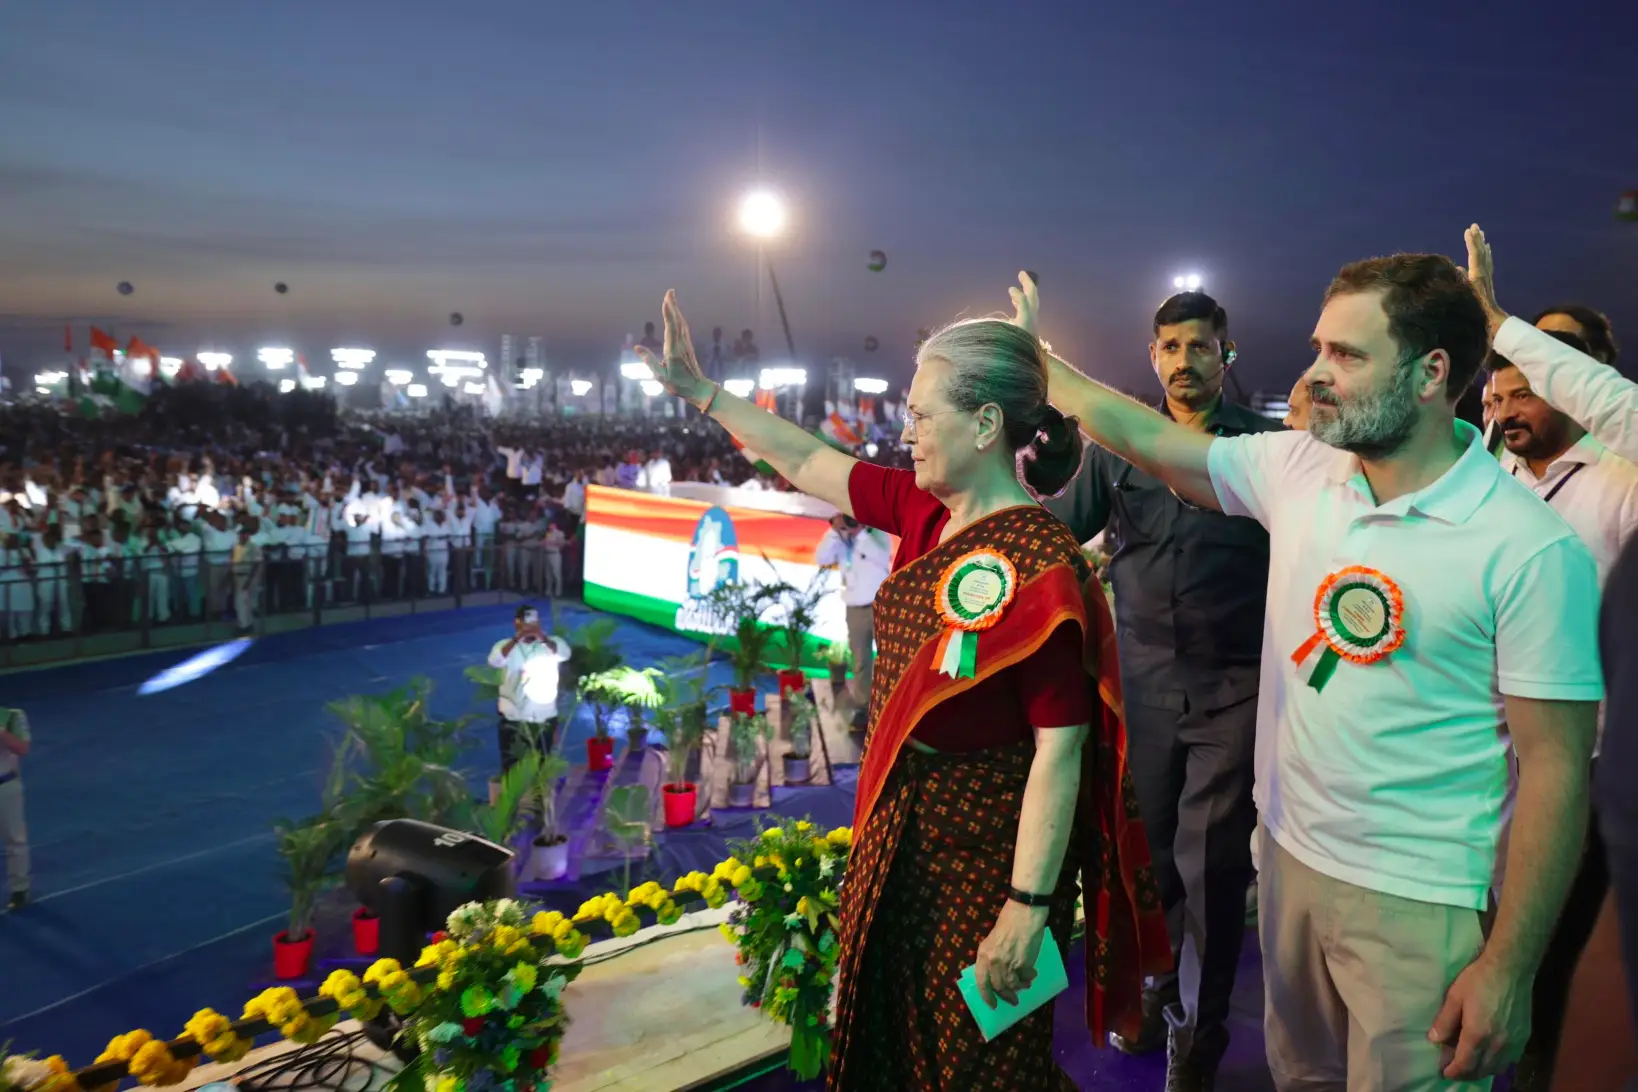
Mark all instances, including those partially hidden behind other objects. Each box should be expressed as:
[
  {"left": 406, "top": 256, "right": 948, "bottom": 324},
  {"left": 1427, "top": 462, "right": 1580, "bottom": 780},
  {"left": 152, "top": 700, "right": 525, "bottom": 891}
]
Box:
[
  {"left": 1208, "top": 419, "right": 1603, "bottom": 910},
  {"left": 1501, "top": 433, "right": 1638, "bottom": 585}
]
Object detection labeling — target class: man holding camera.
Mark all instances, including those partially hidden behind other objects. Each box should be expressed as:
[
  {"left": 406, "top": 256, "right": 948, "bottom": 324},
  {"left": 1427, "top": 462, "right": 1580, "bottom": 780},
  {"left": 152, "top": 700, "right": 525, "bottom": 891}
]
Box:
[
  {"left": 488, "top": 605, "right": 571, "bottom": 771},
  {"left": 815, "top": 512, "right": 891, "bottom": 717}
]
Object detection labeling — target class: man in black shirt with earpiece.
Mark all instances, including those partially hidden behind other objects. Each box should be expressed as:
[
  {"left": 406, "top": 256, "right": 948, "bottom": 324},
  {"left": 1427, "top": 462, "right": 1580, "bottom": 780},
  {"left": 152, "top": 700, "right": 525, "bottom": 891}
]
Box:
[{"left": 1045, "top": 292, "right": 1280, "bottom": 1092}]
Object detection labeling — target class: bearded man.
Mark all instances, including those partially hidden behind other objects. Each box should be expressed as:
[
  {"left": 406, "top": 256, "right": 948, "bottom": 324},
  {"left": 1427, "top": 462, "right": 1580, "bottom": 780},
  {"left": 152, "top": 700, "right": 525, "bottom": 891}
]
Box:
[{"left": 1009, "top": 242, "right": 1602, "bottom": 1090}]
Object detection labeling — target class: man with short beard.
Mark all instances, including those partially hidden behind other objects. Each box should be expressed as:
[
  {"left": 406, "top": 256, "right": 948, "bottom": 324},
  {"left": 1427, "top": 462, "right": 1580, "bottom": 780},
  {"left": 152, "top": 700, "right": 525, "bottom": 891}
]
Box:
[
  {"left": 1010, "top": 245, "right": 1601, "bottom": 1089},
  {"left": 1044, "top": 291, "right": 1277, "bottom": 1089}
]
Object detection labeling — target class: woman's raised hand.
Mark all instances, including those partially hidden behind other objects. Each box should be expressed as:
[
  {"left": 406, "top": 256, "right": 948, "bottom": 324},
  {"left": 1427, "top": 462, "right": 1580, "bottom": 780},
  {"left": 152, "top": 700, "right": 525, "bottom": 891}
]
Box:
[
  {"left": 635, "top": 290, "right": 714, "bottom": 408},
  {"left": 1007, "top": 271, "right": 1040, "bottom": 338}
]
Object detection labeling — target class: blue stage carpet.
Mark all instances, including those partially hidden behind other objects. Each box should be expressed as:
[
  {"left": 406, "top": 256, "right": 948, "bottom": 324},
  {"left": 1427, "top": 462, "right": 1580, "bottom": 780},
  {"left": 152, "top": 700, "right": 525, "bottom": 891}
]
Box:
[{"left": 0, "top": 602, "right": 741, "bottom": 1063}]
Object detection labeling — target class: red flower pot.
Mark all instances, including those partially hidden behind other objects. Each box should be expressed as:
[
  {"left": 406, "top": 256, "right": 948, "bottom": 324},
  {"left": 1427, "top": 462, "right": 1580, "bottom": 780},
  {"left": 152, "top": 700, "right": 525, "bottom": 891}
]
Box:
[
  {"left": 463, "top": 1017, "right": 485, "bottom": 1037},
  {"left": 777, "top": 669, "right": 806, "bottom": 698},
  {"left": 352, "top": 907, "right": 380, "bottom": 955},
  {"left": 728, "top": 687, "right": 757, "bottom": 715},
  {"left": 272, "top": 930, "right": 314, "bottom": 980},
  {"left": 587, "top": 735, "right": 615, "bottom": 772},
  {"left": 663, "top": 782, "right": 698, "bottom": 828}
]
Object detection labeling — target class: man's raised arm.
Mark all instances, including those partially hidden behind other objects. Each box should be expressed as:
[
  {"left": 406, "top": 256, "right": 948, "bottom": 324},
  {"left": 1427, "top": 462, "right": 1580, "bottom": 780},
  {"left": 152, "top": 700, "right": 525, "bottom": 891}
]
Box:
[{"left": 1009, "top": 273, "right": 1220, "bottom": 510}]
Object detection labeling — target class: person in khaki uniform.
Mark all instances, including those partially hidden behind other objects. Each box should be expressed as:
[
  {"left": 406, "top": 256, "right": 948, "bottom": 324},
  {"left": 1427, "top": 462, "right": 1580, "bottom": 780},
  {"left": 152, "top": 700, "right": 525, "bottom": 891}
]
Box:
[{"left": 0, "top": 706, "right": 30, "bottom": 911}]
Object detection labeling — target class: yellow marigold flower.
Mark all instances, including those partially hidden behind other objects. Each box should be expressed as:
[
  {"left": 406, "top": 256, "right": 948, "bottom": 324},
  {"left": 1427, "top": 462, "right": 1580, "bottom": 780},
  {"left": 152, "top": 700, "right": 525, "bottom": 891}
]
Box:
[
  {"left": 795, "top": 820, "right": 813, "bottom": 832},
  {"left": 531, "top": 910, "right": 566, "bottom": 936},
  {"left": 511, "top": 961, "right": 538, "bottom": 994},
  {"left": 730, "top": 864, "right": 753, "bottom": 887},
  {"left": 611, "top": 910, "right": 641, "bottom": 937},
  {"left": 437, "top": 966, "right": 458, "bottom": 992},
  {"left": 796, "top": 896, "right": 813, "bottom": 917},
  {"left": 435, "top": 1075, "right": 461, "bottom": 1092},
  {"left": 810, "top": 838, "right": 831, "bottom": 857},
  {"left": 827, "top": 827, "right": 852, "bottom": 847},
  {"left": 555, "top": 929, "right": 588, "bottom": 959},
  {"left": 551, "top": 918, "right": 576, "bottom": 941},
  {"left": 363, "top": 958, "right": 403, "bottom": 985},
  {"left": 655, "top": 899, "right": 684, "bottom": 926},
  {"left": 712, "top": 858, "right": 737, "bottom": 881},
  {"left": 719, "top": 923, "right": 738, "bottom": 942},
  {"left": 753, "top": 855, "right": 768, "bottom": 868},
  {"left": 761, "top": 828, "right": 782, "bottom": 841}
]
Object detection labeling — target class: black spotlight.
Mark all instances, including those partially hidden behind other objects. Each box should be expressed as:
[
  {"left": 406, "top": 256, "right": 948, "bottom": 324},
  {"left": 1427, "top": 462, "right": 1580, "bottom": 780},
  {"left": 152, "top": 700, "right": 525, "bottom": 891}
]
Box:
[{"left": 346, "top": 819, "right": 516, "bottom": 963}]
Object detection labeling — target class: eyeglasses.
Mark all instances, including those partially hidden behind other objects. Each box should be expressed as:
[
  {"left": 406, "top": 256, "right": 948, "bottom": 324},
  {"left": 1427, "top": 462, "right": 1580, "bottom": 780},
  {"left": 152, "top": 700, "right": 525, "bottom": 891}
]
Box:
[{"left": 900, "top": 405, "right": 960, "bottom": 438}]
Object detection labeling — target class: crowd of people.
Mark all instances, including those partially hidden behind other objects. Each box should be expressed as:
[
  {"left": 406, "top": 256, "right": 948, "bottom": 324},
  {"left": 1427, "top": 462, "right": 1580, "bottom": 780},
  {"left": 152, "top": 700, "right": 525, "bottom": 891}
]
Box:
[{"left": 0, "top": 379, "right": 907, "bottom": 642}]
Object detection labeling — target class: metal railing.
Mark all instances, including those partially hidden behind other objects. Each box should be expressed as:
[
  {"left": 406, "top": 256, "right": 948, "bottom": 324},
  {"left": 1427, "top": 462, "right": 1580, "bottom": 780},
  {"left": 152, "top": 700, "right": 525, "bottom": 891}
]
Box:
[{"left": 0, "top": 536, "right": 582, "bottom": 669}]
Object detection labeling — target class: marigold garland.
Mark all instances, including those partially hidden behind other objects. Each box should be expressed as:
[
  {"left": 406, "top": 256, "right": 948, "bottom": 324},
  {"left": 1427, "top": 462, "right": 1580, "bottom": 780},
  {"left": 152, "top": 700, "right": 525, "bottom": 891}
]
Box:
[{"left": 25, "top": 825, "right": 854, "bottom": 1092}]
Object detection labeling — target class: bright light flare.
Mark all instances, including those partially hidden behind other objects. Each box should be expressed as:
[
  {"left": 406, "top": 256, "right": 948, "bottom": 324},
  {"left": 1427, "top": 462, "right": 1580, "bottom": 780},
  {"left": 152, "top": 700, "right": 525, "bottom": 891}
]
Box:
[
  {"left": 759, "top": 366, "right": 806, "bottom": 389},
  {"left": 278, "top": 378, "right": 297, "bottom": 393},
  {"left": 407, "top": 383, "right": 429, "bottom": 398},
  {"left": 331, "top": 348, "right": 376, "bottom": 368},
  {"left": 258, "top": 347, "right": 294, "bottom": 369},
  {"left": 138, "top": 638, "right": 254, "bottom": 695},
  {"left": 620, "top": 361, "right": 655, "bottom": 380},
  {"left": 639, "top": 379, "right": 664, "bottom": 397},
  {"left": 723, "top": 378, "right": 756, "bottom": 398},
  {"left": 1172, "top": 273, "right": 1204, "bottom": 291},
  {"left": 737, "top": 189, "right": 787, "bottom": 239},
  {"left": 198, "top": 352, "right": 232, "bottom": 370},
  {"left": 334, "top": 371, "right": 360, "bottom": 386},
  {"left": 570, "top": 379, "right": 593, "bottom": 396},
  {"left": 385, "top": 369, "right": 414, "bottom": 385},
  {"left": 854, "top": 377, "right": 889, "bottom": 394},
  {"left": 463, "top": 381, "right": 485, "bottom": 395}
]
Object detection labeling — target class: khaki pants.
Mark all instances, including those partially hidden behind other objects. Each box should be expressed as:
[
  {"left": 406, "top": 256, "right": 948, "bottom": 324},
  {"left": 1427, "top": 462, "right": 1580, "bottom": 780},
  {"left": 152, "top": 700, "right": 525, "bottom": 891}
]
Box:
[
  {"left": 1259, "top": 827, "right": 1490, "bottom": 1091},
  {"left": 0, "top": 776, "right": 27, "bottom": 895},
  {"left": 846, "top": 604, "right": 875, "bottom": 708}
]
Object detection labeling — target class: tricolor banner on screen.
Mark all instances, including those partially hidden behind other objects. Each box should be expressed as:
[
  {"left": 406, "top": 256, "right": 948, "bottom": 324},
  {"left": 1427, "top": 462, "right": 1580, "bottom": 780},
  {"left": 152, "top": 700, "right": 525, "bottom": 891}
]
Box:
[{"left": 582, "top": 485, "right": 848, "bottom": 659}]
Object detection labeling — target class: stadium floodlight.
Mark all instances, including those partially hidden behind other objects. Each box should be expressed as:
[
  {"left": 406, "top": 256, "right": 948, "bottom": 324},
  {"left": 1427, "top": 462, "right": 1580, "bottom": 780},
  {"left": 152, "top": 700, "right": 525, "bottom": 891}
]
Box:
[
  {"left": 639, "top": 379, "right": 664, "bottom": 397},
  {"left": 407, "top": 384, "right": 429, "bottom": 398},
  {"left": 758, "top": 366, "right": 806, "bottom": 390},
  {"left": 384, "top": 369, "right": 414, "bottom": 386},
  {"left": 1172, "top": 272, "right": 1204, "bottom": 291},
  {"left": 737, "top": 189, "right": 787, "bottom": 240},
  {"left": 427, "top": 350, "right": 485, "bottom": 364},
  {"left": 723, "top": 378, "right": 756, "bottom": 398},
  {"left": 278, "top": 378, "right": 297, "bottom": 393},
  {"left": 854, "top": 377, "right": 889, "bottom": 394},
  {"left": 305, "top": 375, "right": 328, "bottom": 389},
  {"left": 334, "top": 371, "right": 360, "bottom": 387},
  {"left": 570, "top": 379, "right": 593, "bottom": 396},
  {"left": 34, "top": 370, "right": 66, "bottom": 386},
  {"left": 463, "top": 381, "right": 485, "bottom": 395},
  {"left": 331, "top": 348, "right": 376, "bottom": 369},
  {"left": 620, "top": 361, "right": 654, "bottom": 380},
  {"left": 258, "top": 347, "right": 295, "bottom": 370},
  {"left": 160, "top": 356, "right": 182, "bottom": 367},
  {"left": 198, "top": 352, "right": 233, "bottom": 370}
]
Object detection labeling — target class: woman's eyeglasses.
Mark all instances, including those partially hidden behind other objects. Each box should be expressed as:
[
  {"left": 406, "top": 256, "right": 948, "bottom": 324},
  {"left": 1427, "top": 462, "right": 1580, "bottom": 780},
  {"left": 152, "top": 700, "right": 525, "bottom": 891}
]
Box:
[{"left": 900, "top": 406, "right": 960, "bottom": 438}]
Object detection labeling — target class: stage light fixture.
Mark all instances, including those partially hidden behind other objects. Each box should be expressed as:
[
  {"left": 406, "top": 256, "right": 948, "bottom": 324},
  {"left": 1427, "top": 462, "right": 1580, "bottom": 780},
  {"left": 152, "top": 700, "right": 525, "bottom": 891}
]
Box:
[
  {"left": 346, "top": 819, "right": 516, "bottom": 963},
  {"left": 258, "top": 347, "right": 295, "bottom": 370},
  {"left": 620, "top": 361, "right": 654, "bottom": 380},
  {"left": 570, "top": 379, "right": 593, "bottom": 396},
  {"left": 723, "top": 378, "right": 756, "bottom": 398},
  {"left": 853, "top": 377, "right": 889, "bottom": 394}
]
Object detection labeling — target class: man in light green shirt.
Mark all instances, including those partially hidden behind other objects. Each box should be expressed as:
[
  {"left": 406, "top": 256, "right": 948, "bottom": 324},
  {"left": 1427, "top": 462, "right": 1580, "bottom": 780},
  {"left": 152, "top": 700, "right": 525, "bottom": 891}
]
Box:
[{"left": 0, "top": 706, "right": 30, "bottom": 911}]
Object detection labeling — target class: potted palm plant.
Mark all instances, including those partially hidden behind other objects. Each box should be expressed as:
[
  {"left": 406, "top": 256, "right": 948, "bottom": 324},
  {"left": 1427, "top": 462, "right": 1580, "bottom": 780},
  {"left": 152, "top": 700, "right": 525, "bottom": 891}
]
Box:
[
  {"left": 783, "top": 691, "right": 819, "bottom": 785},
  {"left": 273, "top": 814, "right": 345, "bottom": 979},
  {"left": 702, "top": 581, "right": 786, "bottom": 716},
  {"left": 726, "top": 711, "right": 773, "bottom": 809},
  {"left": 603, "top": 783, "right": 652, "bottom": 896},
  {"left": 824, "top": 641, "right": 852, "bottom": 694},
  {"left": 558, "top": 616, "right": 624, "bottom": 690},
  {"left": 516, "top": 712, "right": 573, "bottom": 881},
  {"left": 773, "top": 573, "right": 827, "bottom": 699},
  {"left": 472, "top": 750, "right": 542, "bottom": 857},
  {"left": 581, "top": 666, "right": 659, "bottom": 771},
  {"left": 653, "top": 652, "right": 715, "bottom": 827}
]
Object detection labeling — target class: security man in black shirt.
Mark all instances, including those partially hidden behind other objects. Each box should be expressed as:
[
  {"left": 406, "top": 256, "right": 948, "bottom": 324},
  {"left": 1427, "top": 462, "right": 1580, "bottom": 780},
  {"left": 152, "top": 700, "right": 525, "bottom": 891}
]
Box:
[{"left": 1046, "top": 292, "right": 1279, "bottom": 1091}]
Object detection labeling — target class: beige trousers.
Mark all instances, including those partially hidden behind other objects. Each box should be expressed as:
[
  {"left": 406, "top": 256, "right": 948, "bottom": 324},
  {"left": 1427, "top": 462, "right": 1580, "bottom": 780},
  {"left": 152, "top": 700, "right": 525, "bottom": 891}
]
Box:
[
  {"left": 0, "top": 776, "right": 27, "bottom": 895},
  {"left": 1259, "top": 827, "right": 1490, "bottom": 1092}
]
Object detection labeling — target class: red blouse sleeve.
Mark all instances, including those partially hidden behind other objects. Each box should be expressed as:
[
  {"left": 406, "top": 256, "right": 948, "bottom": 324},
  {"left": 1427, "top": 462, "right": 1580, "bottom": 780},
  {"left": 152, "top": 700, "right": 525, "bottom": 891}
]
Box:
[
  {"left": 847, "top": 462, "right": 918, "bottom": 538},
  {"left": 1018, "top": 621, "right": 1095, "bottom": 728}
]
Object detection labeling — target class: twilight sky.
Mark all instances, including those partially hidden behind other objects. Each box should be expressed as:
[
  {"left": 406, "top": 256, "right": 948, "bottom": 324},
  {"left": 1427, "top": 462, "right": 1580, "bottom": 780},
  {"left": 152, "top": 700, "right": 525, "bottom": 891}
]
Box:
[{"left": 1, "top": 0, "right": 1634, "bottom": 394}]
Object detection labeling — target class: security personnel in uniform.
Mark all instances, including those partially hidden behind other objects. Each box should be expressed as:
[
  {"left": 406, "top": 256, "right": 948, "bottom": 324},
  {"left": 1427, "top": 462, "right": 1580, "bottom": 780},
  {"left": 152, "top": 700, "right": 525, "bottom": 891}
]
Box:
[{"left": 1046, "top": 292, "right": 1279, "bottom": 1092}]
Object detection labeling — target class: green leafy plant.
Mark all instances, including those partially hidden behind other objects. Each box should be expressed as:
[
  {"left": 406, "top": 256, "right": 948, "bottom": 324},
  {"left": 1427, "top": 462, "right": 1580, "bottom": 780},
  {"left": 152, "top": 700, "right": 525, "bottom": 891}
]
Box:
[
  {"left": 785, "top": 691, "right": 818, "bottom": 760},
  {"left": 701, "top": 581, "right": 787, "bottom": 691},
  {"left": 463, "top": 663, "right": 504, "bottom": 705},
  {"left": 555, "top": 616, "right": 624, "bottom": 690},
  {"left": 581, "top": 665, "right": 662, "bottom": 740},
  {"left": 472, "top": 751, "right": 542, "bottom": 846},
  {"left": 274, "top": 813, "right": 349, "bottom": 941},
  {"left": 727, "top": 712, "right": 774, "bottom": 786},
  {"left": 325, "top": 678, "right": 474, "bottom": 841},
  {"left": 823, "top": 641, "right": 853, "bottom": 668},
  {"left": 604, "top": 784, "right": 652, "bottom": 895},
  {"left": 651, "top": 652, "right": 716, "bottom": 787},
  {"left": 773, "top": 571, "right": 828, "bottom": 673},
  {"left": 513, "top": 712, "right": 573, "bottom": 844}
]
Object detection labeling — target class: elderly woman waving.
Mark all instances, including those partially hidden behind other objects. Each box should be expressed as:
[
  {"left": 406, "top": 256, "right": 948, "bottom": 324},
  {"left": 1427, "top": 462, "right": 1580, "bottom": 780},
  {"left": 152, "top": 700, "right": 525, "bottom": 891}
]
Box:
[{"left": 637, "top": 287, "right": 1167, "bottom": 1090}]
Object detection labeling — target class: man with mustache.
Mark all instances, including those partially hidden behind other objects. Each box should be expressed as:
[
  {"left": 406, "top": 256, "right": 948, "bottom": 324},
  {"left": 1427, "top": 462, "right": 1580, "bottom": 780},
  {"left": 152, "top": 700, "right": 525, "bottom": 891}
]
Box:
[
  {"left": 1011, "top": 242, "right": 1601, "bottom": 1089},
  {"left": 1043, "top": 291, "right": 1278, "bottom": 1090}
]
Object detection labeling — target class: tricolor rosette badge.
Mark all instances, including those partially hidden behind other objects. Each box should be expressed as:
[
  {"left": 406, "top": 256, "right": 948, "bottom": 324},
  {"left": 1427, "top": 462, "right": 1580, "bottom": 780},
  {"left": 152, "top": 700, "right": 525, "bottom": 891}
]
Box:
[
  {"left": 1289, "top": 565, "right": 1406, "bottom": 692},
  {"left": 932, "top": 549, "right": 1018, "bottom": 679}
]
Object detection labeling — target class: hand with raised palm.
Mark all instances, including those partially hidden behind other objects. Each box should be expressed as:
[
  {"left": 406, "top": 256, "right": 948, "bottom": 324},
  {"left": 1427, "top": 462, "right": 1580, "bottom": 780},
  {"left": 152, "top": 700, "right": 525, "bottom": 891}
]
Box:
[{"left": 634, "top": 290, "right": 714, "bottom": 408}]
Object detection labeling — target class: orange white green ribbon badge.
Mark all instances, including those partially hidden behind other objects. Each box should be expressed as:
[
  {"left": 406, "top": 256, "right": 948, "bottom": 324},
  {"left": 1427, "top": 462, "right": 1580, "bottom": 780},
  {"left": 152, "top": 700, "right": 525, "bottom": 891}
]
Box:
[
  {"left": 932, "top": 549, "right": 1018, "bottom": 679},
  {"left": 1289, "top": 565, "right": 1406, "bottom": 692}
]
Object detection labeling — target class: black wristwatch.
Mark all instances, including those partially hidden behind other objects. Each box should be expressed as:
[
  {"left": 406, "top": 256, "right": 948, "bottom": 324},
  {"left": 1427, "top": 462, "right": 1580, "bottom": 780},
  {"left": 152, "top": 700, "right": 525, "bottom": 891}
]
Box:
[{"left": 1006, "top": 885, "right": 1053, "bottom": 908}]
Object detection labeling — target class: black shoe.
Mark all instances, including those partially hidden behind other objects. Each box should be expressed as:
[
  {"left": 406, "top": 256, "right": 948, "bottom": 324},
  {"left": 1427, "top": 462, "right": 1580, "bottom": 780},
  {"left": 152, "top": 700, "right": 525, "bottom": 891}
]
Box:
[
  {"left": 5, "top": 890, "right": 27, "bottom": 912},
  {"left": 1165, "top": 1048, "right": 1217, "bottom": 1092},
  {"left": 1108, "top": 1003, "right": 1169, "bottom": 1055}
]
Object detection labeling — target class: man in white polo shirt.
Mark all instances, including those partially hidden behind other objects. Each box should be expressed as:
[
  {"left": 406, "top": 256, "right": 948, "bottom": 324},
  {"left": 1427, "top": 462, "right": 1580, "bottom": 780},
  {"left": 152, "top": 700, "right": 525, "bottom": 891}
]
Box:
[{"left": 1010, "top": 252, "right": 1601, "bottom": 1089}]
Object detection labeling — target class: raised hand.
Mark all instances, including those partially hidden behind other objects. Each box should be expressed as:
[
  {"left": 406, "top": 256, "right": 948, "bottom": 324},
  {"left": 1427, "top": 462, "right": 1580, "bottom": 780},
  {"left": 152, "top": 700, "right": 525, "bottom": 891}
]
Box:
[
  {"left": 1464, "top": 224, "right": 1508, "bottom": 336},
  {"left": 1008, "top": 271, "right": 1040, "bottom": 338},
  {"left": 634, "top": 290, "right": 713, "bottom": 408}
]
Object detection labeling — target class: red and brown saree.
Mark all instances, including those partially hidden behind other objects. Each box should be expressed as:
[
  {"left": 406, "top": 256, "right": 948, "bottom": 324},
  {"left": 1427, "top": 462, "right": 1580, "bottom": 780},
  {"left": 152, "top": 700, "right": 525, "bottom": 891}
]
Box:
[{"left": 827, "top": 504, "right": 1170, "bottom": 1091}]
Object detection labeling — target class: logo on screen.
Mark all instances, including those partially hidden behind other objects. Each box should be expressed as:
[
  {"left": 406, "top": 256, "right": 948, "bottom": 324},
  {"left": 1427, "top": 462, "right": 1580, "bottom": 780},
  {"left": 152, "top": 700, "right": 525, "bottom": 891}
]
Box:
[{"left": 686, "top": 506, "right": 739, "bottom": 599}]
